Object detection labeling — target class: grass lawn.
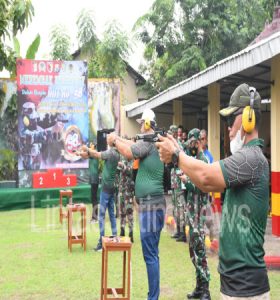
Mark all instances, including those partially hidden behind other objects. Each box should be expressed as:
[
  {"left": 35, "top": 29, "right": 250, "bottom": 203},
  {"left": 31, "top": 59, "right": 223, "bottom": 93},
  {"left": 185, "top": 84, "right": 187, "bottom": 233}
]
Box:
[{"left": 0, "top": 205, "right": 279, "bottom": 299}]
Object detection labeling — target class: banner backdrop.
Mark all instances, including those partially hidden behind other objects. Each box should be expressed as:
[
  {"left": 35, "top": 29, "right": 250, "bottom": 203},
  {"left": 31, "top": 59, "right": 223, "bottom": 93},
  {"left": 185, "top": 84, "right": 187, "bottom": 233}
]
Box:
[
  {"left": 88, "top": 78, "right": 121, "bottom": 143},
  {"left": 17, "top": 59, "right": 88, "bottom": 170}
]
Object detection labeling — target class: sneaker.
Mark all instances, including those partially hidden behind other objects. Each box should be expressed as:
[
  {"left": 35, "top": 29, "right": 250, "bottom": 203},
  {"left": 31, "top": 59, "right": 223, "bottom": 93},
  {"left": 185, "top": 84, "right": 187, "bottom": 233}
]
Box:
[
  {"left": 94, "top": 242, "right": 102, "bottom": 252},
  {"left": 90, "top": 218, "right": 98, "bottom": 224}
]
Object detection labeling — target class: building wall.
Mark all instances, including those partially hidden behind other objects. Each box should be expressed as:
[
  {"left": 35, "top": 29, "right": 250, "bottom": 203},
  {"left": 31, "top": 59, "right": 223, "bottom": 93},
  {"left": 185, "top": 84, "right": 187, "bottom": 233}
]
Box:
[
  {"left": 121, "top": 73, "right": 139, "bottom": 106},
  {"left": 259, "top": 110, "right": 271, "bottom": 147}
]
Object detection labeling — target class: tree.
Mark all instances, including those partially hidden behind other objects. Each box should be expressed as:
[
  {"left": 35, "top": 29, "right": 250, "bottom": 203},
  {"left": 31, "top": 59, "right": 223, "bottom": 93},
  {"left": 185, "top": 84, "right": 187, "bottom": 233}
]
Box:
[
  {"left": 51, "top": 11, "right": 131, "bottom": 80},
  {"left": 76, "top": 8, "right": 98, "bottom": 57},
  {"left": 134, "top": 0, "right": 277, "bottom": 96},
  {"left": 49, "top": 24, "right": 71, "bottom": 60},
  {"left": 0, "top": 0, "right": 34, "bottom": 72},
  {"left": 9, "top": 33, "right": 40, "bottom": 77},
  {"left": 89, "top": 20, "right": 131, "bottom": 79}
]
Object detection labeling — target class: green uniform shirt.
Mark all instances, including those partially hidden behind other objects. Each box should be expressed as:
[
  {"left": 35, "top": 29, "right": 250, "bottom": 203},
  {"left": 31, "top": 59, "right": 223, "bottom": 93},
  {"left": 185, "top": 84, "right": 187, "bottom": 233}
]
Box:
[
  {"left": 89, "top": 157, "right": 99, "bottom": 184},
  {"left": 131, "top": 140, "right": 164, "bottom": 204},
  {"left": 185, "top": 151, "right": 208, "bottom": 198},
  {"left": 219, "top": 139, "right": 269, "bottom": 296},
  {"left": 101, "top": 147, "right": 120, "bottom": 194}
]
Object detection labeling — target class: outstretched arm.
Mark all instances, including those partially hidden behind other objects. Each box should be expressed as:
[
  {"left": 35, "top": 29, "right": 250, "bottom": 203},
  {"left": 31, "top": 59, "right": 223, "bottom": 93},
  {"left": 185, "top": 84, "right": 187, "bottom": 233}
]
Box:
[
  {"left": 107, "top": 133, "right": 134, "bottom": 160},
  {"left": 156, "top": 134, "right": 226, "bottom": 193},
  {"left": 79, "top": 145, "right": 102, "bottom": 159}
]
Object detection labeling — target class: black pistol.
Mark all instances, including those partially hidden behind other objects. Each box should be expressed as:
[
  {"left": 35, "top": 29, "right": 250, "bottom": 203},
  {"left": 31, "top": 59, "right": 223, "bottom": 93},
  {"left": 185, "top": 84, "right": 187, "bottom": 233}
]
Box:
[{"left": 135, "top": 130, "right": 166, "bottom": 142}]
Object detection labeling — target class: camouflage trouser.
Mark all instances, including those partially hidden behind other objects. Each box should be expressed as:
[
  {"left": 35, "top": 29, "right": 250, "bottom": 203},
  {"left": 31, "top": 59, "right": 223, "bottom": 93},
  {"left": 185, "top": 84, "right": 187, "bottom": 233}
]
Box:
[
  {"left": 120, "top": 194, "right": 134, "bottom": 233},
  {"left": 172, "top": 190, "right": 185, "bottom": 232},
  {"left": 186, "top": 197, "right": 210, "bottom": 283},
  {"left": 114, "top": 191, "right": 120, "bottom": 218}
]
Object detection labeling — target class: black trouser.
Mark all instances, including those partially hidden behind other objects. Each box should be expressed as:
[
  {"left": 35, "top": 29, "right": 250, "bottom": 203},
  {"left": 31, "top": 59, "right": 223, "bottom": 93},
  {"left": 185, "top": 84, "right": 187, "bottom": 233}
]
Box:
[{"left": 91, "top": 183, "right": 99, "bottom": 220}]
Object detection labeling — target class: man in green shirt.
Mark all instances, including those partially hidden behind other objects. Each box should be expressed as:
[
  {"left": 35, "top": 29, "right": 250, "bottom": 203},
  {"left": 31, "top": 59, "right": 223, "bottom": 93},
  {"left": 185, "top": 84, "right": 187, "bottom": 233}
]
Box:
[
  {"left": 89, "top": 157, "right": 99, "bottom": 223},
  {"left": 107, "top": 108, "right": 165, "bottom": 300},
  {"left": 156, "top": 83, "right": 270, "bottom": 299},
  {"left": 80, "top": 137, "right": 120, "bottom": 252}
]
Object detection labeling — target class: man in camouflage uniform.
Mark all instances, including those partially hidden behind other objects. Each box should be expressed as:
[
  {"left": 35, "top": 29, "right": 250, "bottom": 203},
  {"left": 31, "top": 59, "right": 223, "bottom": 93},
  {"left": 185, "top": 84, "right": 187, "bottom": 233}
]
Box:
[
  {"left": 117, "top": 156, "right": 135, "bottom": 242},
  {"left": 169, "top": 125, "right": 186, "bottom": 242},
  {"left": 180, "top": 128, "right": 211, "bottom": 299}
]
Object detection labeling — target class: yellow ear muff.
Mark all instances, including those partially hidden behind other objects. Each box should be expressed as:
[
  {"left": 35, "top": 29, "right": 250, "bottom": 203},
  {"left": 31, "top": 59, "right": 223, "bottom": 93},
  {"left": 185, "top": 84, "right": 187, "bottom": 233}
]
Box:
[
  {"left": 144, "top": 119, "right": 151, "bottom": 130},
  {"left": 242, "top": 105, "right": 255, "bottom": 133},
  {"left": 23, "top": 115, "right": 30, "bottom": 127}
]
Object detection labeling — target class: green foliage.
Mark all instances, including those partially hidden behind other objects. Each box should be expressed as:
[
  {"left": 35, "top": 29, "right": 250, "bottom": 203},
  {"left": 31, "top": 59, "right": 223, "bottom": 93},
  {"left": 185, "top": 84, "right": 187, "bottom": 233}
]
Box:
[
  {"left": 5, "top": 93, "right": 17, "bottom": 118},
  {"left": 76, "top": 9, "right": 97, "bottom": 57},
  {"left": 50, "top": 10, "right": 131, "bottom": 79},
  {"left": 10, "top": 33, "right": 40, "bottom": 77},
  {"left": 134, "top": 0, "right": 277, "bottom": 95},
  {"left": 25, "top": 33, "right": 40, "bottom": 59},
  {"left": 0, "top": 0, "right": 34, "bottom": 72},
  {"left": 0, "top": 148, "right": 17, "bottom": 180},
  {"left": 49, "top": 24, "right": 72, "bottom": 60},
  {"left": 0, "top": 89, "right": 18, "bottom": 155},
  {"left": 89, "top": 20, "right": 131, "bottom": 79},
  {"left": 13, "top": 36, "right": 21, "bottom": 57}
]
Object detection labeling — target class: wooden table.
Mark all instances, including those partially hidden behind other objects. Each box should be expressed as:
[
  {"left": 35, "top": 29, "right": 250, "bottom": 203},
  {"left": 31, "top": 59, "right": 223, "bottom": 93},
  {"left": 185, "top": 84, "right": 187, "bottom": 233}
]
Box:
[
  {"left": 100, "top": 236, "right": 132, "bottom": 300},
  {"left": 67, "top": 203, "right": 86, "bottom": 252},
  {"left": 59, "top": 189, "right": 73, "bottom": 224}
]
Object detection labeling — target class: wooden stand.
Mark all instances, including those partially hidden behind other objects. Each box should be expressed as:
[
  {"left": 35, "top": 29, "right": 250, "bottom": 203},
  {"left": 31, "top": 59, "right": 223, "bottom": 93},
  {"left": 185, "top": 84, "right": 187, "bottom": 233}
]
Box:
[
  {"left": 59, "top": 189, "right": 73, "bottom": 224},
  {"left": 67, "top": 203, "right": 86, "bottom": 252},
  {"left": 100, "top": 236, "right": 132, "bottom": 300}
]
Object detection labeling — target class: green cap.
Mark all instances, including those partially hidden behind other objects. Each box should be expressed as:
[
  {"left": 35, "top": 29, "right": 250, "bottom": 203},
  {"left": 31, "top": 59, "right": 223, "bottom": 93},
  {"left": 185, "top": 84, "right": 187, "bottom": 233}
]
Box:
[
  {"left": 169, "top": 125, "right": 178, "bottom": 133},
  {"left": 219, "top": 83, "right": 261, "bottom": 117},
  {"left": 187, "top": 128, "right": 200, "bottom": 142}
]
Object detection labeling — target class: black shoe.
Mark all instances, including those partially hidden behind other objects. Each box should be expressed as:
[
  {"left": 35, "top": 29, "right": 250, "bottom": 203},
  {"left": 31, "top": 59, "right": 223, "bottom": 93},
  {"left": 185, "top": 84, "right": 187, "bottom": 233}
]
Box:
[
  {"left": 176, "top": 234, "right": 187, "bottom": 242},
  {"left": 187, "top": 279, "right": 203, "bottom": 299},
  {"left": 200, "top": 282, "right": 211, "bottom": 300},
  {"left": 200, "top": 290, "right": 211, "bottom": 300},
  {"left": 129, "top": 231, "right": 134, "bottom": 243},
  {"left": 187, "top": 289, "right": 203, "bottom": 299},
  {"left": 120, "top": 228, "right": 125, "bottom": 237},
  {"left": 171, "top": 232, "right": 180, "bottom": 239},
  {"left": 94, "top": 242, "right": 102, "bottom": 252}
]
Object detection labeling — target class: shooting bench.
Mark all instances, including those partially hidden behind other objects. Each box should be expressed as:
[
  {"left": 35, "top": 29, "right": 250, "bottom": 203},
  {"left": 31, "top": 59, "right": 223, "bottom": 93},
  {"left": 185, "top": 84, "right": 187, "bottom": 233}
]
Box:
[
  {"left": 67, "top": 203, "right": 86, "bottom": 252},
  {"left": 59, "top": 189, "right": 73, "bottom": 224},
  {"left": 100, "top": 236, "right": 132, "bottom": 300}
]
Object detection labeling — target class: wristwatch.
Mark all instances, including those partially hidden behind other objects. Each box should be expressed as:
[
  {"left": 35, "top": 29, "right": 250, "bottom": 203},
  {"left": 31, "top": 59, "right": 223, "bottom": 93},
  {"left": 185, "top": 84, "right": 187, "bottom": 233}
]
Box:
[
  {"left": 112, "top": 138, "right": 117, "bottom": 147},
  {"left": 172, "top": 149, "right": 181, "bottom": 166}
]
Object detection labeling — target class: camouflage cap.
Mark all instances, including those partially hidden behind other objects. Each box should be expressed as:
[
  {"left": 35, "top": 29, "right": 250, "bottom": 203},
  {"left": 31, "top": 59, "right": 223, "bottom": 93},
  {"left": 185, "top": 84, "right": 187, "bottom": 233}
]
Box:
[
  {"left": 169, "top": 125, "right": 178, "bottom": 133},
  {"left": 219, "top": 83, "right": 261, "bottom": 117},
  {"left": 187, "top": 128, "right": 201, "bottom": 142}
]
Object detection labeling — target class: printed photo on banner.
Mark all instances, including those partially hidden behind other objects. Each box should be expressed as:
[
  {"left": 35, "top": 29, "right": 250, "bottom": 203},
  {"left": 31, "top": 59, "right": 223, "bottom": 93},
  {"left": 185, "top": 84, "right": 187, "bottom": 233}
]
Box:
[
  {"left": 17, "top": 59, "right": 88, "bottom": 170},
  {"left": 88, "top": 78, "right": 120, "bottom": 143}
]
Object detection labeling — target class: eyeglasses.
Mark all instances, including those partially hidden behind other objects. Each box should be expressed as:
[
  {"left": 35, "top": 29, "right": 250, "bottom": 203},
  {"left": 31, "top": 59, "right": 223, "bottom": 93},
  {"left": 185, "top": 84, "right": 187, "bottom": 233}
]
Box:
[{"left": 226, "top": 112, "right": 242, "bottom": 128}]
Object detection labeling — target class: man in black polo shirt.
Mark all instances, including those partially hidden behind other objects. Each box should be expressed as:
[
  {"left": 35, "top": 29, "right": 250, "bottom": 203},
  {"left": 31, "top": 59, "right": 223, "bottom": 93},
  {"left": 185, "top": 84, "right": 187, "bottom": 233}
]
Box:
[{"left": 156, "top": 83, "right": 270, "bottom": 299}]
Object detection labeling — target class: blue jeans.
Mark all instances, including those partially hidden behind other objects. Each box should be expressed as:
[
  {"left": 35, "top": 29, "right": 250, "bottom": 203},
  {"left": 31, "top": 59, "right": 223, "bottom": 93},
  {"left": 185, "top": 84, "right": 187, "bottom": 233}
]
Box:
[
  {"left": 139, "top": 209, "right": 165, "bottom": 300},
  {"left": 98, "top": 191, "right": 117, "bottom": 243}
]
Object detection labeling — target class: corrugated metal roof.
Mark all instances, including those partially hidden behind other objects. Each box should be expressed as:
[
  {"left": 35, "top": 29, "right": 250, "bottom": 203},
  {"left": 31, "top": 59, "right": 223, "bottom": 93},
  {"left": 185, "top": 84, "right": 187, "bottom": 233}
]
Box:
[
  {"left": 126, "top": 31, "right": 280, "bottom": 118},
  {"left": 124, "top": 100, "right": 148, "bottom": 112}
]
